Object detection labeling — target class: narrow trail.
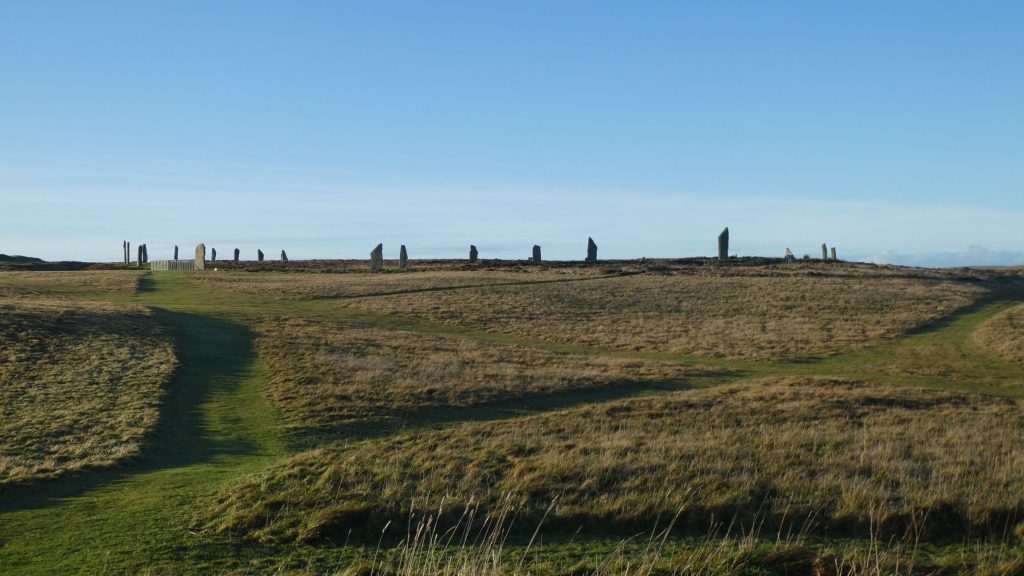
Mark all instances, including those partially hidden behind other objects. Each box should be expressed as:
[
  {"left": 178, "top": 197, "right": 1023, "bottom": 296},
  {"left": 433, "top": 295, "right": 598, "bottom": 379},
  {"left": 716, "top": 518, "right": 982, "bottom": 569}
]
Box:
[
  {"left": 0, "top": 274, "right": 288, "bottom": 574},
  {"left": 0, "top": 272, "right": 1022, "bottom": 574}
]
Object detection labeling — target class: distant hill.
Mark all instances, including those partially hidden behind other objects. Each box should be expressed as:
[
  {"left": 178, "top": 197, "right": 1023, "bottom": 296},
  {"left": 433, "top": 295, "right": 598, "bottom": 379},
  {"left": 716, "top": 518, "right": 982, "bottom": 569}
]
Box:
[{"left": 0, "top": 254, "right": 45, "bottom": 264}]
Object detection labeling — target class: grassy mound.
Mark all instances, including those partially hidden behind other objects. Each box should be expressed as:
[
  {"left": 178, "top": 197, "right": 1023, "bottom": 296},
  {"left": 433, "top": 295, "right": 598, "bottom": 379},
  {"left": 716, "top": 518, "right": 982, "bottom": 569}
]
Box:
[
  {"left": 974, "top": 303, "right": 1024, "bottom": 364},
  {"left": 341, "top": 269, "right": 987, "bottom": 359},
  {"left": 199, "top": 378, "right": 1024, "bottom": 544},
  {"left": 0, "top": 297, "right": 177, "bottom": 487},
  {"left": 255, "top": 316, "right": 706, "bottom": 438}
]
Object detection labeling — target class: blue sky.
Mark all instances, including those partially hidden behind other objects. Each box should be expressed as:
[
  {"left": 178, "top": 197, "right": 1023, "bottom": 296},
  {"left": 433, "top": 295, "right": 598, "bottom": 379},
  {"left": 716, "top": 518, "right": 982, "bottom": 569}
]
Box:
[{"left": 1, "top": 1, "right": 1021, "bottom": 265}]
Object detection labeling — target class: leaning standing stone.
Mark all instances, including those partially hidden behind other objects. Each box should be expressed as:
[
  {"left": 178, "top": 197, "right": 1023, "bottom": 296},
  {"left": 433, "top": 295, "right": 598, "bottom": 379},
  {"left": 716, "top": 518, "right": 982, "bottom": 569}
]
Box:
[
  {"left": 586, "top": 237, "right": 598, "bottom": 262},
  {"left": 469, "top": 245, "right": 478, "bottom": 262},
  {"left": 821, "top": 243, "right": 828, "bottom": 260},
  {"left": 370, "top": 243, "right": 383, "bottom": 271},
  {"left": 399, "top": 245, "right": 408, "bottom": 269},
  {"left": 211, "top": 248, "right": 217, "bottom": 262},
  {"left": 718, "top": 227, "right": 729, "bottom": 260},
  {"left": 257, "top": 249, "right": 265, "bottom": 262},
  {"left": 532, "top": 245, "right": 542, "bottom": 263},
  {"left": 281, "top": 250, "right": 288, "bottom": 262},
  {"left": 195, "top": 243, "right": 206, "bottom": 270}
]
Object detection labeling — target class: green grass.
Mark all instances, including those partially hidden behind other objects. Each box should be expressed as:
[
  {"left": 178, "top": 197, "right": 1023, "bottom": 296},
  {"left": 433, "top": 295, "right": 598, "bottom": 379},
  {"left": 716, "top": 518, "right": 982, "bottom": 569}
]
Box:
[{"left": 0, "top": 270, "right": 1022, "bottom": 574}]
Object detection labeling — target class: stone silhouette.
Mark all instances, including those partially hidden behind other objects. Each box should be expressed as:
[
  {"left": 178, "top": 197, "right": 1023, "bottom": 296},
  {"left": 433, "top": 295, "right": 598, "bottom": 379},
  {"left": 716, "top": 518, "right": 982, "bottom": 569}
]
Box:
[
  {"left": 136, "top": 245, "right": 143, "bottom": 267},
  {"left": 143, "top": 244, "right": 148, "bottom": 263},
  {"left": 257, "top": 249, "right": 265, "bottom": 262},
  {"left": 127, "top": 242, "right": 131, "bottom": 264},
  {"left": 211, "top": 248, "right": 217, "bottom": 262},
  {"left": 370, "top": 243, "right": 383, "bottom": 271},
  {"left": 195, "top": 243, "right": 206, "bottom": 271},
  {"left": 784, "top": 248, "right": 796, "bottom": 263},
  {"left": 469, "top": 245, "right": 478, "bottom": 262},
  {"left": 586, "top": 237, "right": 598, "bottom": 262},
  {"left": 831, "top": 247, "right": 838, "bottom": 261},
  {"left": 532, "top": 245, "right": 542, "bottom": 263},
  {"left": 399, "top": 245, "right": 408, "bottom": 269},
  {"left": 718, "top": 228, "right": 729, "bottom": 260},
  {"left": 123, "top": 241, "right": 128, "bottom": 264},
  {"left": 822, "top": 244, "right": 828, "bottom": 260},
  {"left": 233, "top": 248, "right": 240, "bottom": 261},
  {"left": 281, "top": 250, "right": 288, "bottom": 262},
  {"left": 174, "top": 245, "right": 179, "bottom": 261}
]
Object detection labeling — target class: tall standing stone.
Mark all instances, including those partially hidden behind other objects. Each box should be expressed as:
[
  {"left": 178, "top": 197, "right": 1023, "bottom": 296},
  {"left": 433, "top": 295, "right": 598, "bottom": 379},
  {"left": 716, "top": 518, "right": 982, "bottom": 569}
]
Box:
[
  {"left": 127, "top": 242, "right": 131, "bottom": 265},
  {"left": 137, "top": 245, "right": 143, "bottom": 267},
  {"left": 370, "top": 243, "right": 383, "bottom": 271},
  {"left": 211, "top": 248, "right": 217, "bottom": 262},
  {"left": 532, "top": 245, "right": 542, "bottom": 263},
  {"left": 174, "top": 245, "right": 179, "bottom": 261},
  {"left": 257, "top": 249, "right": 265, "bottom": 262},
  {"left": 586, "top": 237, "right": 598, "bottom": 262},
  {"left": 281, "top": 250, "right": 288, "bottom": 262},
  {"left": 122, "top": 241, "right": 127, "bottom": 264},
  {"left": 399, "top": 245, "right": 408, "bottom": 269},
  {"left": 233, "top": 248, "right": 240, "bottom": 261},
  {"left": 469, "top": 245, "right": 478, "bottom": 262},
  {"left": 718, "top": 227, "right": 729, "bottom": 260},
  {"left": 821, "top": 244, "right": 828, "bottom": 260},
  {"left": 142, "top": 244, "right": 148, "bottom": 263},
  {"left": 831, "top": 247, "right": 838, "bottom": 261},
  {"left": 195, "top": 243, "right": 206, "bottom": 270}
]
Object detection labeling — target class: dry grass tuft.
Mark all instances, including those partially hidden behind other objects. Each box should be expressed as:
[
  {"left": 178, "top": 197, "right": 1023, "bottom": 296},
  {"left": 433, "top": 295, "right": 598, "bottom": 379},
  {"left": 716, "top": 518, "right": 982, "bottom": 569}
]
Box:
[
  {"left": 0, "top": 297, "right": 176, "bottom": 486},
  {"left": 342, "top": 271, "right": 985, "bottom": 359},
  {"left": 200, "top": 378, "right": 1024, "bottom": 544},
  {"left": 255, "top": 316, "right": 704, "bottom": 436}
]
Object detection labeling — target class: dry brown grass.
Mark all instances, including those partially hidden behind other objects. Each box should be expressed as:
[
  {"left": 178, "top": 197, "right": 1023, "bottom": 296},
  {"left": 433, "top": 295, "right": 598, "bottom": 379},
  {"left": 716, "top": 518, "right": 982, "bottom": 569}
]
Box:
[
  {"left": 0, "top": 297, "right": 176, "bottom": 486},
  {"left": 200, "top": 378, "right": 1024, "bottom": 544},
  {"left": 974, "top": 303, "right": 1024, "bottom": 365},
  {"left": 186, "top": 269, "right": 608, "bottom": 300},
  {"left": 254, "top": 316, "right": 704, "bottom": 436},
  {"left": 341, "top": 270, "right": 986, "bottom": 360},
  {"left": 0, "top": 270, "right": 143, "bottom": 297}
]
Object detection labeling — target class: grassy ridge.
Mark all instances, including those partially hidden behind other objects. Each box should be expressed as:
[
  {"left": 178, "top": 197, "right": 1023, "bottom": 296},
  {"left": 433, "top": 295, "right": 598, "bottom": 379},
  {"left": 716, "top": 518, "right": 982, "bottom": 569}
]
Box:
[{"left": 0, "top": 297, "right": 176, "bottom": 487}]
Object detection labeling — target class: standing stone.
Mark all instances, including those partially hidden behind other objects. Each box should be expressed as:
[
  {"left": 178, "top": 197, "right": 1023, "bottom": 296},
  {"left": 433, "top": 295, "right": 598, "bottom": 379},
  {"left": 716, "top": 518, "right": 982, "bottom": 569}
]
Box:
[
  {"left": 142, "top": 244, "right": 148, "bottom": 263},
  {"left": 469, "top": 245, "right": 478, "bottom": 262},
  {"left": 532, "top": 245, "right": 542, "bottom": 263},
  {"left": 233, "top": 248, "right": 240, "bottom": 261},
  {"left": 174, "top": 245, "right": 179, "bottom": 261},
  {"left": 136, "top": 245, "right": 143, "bottom": 267},
  {"left": 784, "top": 248, "right": 795, "bottom": 263},
  {"left": 281, "top": 250, "right": 288, "bottom": 262},
  {"left": 718, "top": 227, "right": 729, "bottom": 260},
  {"left": 586, "top": 237, "right": 598, "bottom": 262},
  {"left": 127, "top": 242, "right": 131, "bottom": 265},
  {"left": 370, "top": 243, "right": 383, "bottom": 271},
  {"left": 831, "top": 247, "right": 838, "bottom": 261},
  {"left": 399, "top": 245, "right": 408, "bottom": 269},
  {"left": 195, "top": 243, "right": 206, "bottom": 270},
  {"left": 822, "top": 243, "right": 828, "bottom": 260},
  {"left": 211, "top": 248, "right": 217, "bottom": 262},
  {"left": 122, "top": 241, "right": 127, "bottom": 264},
  {"left": 257, "top": 249, "right": 264, "bottom": 262}
]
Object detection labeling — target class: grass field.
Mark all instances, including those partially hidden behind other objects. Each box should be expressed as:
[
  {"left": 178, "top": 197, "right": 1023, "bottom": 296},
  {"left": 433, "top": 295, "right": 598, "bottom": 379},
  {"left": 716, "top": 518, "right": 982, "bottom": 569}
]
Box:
[{"left": 0, "top": 265, "right": 1022, "bottom": 575}]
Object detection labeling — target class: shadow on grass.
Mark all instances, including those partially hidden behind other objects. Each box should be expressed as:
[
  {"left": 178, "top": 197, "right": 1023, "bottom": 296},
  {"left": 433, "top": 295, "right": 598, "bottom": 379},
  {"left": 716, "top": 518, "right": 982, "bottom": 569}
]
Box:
[{"left": 0, "top": 309, "right": 261, "bottom": 513}]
